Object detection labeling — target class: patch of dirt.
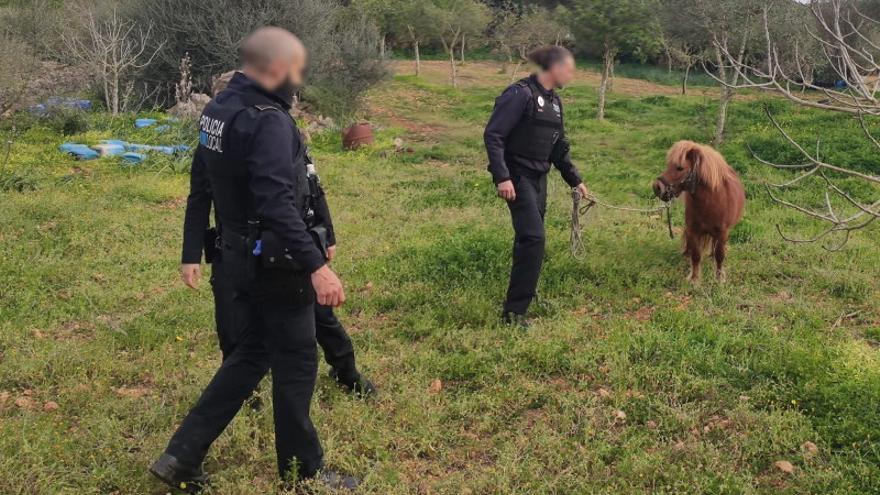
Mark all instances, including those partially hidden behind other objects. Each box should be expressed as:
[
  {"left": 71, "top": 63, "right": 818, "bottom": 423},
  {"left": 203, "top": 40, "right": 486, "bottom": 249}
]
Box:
[
  {"left": 628, "top": 305, "right": 656, "bottom": 322},
  {"left": 369, "top": 102, "right": 447, "bottom": 140},
  {"left": 157, "top": 196, "right": 186, "bottom": 210},
  {"left": 389, "top": 60, "right": 715, "bottom": 97}
]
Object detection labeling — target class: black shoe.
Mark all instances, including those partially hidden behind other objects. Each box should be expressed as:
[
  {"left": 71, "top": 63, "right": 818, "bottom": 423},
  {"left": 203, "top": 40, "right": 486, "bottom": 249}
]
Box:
[
  {"left": 502, "top": 311, "right": 531, "bottom": 330},
  {"left": 149, "top": 453, "right": 207, "bottom": 493},
  {"left": 313, "top": 470, "right": 360, "bottom": 490},
  {"left": 329, "top": 368, "right": 377, "bottom": 398}
]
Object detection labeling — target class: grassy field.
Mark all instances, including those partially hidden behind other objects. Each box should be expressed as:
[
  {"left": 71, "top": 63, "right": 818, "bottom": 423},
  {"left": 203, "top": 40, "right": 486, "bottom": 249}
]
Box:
[{"left": 1, "top": 60, "right": 879, "bottom": 494}]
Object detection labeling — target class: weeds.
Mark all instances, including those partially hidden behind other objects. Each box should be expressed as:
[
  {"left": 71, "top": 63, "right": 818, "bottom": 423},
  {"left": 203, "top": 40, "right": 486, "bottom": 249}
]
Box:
[{"left": 0, "top": 62, "right": 878, "bottom": 494}]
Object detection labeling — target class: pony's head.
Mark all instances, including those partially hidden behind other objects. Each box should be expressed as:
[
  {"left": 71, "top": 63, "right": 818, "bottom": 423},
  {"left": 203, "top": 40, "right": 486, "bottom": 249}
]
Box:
[{"left": 653, "top": 140, "right": 729, "bottom": 201}]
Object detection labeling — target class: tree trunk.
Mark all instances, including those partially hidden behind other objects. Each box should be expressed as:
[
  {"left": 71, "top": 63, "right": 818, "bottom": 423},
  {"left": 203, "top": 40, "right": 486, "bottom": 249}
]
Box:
[
  {"left": 380, "top": 33, "right": 386, "bottom": 59},
  {"left": 500, "top": 50, "right": 511, "bottom": 74},
  {"left": 460, "top": 34, "right": 465, "bottom": 64},
  {"left": 414, "top": 41, "right": 421, "bottom": 76},
  {"left": 682, "top": 63, "right": 691, "bottom": 96},
  {"left": 608, "top": 60, "right": 615, "bottom": 93},
  {"left": 110, "top": 70, "right": 120, "bottom": 115},
  {"left": 449, "top": 47, "right": 458, "bottom": 88},
  {"left": 598, "top": 49, "right": 613, "bottom": 121},
  {"left": 511, "top": 60, "right": 522, "bottom": 83},
  {"left": 712, "top": 32, "right": 748, "bottom": 146},
  {"left": 714, "top": 86, "right": 732, "bottom": 146}
]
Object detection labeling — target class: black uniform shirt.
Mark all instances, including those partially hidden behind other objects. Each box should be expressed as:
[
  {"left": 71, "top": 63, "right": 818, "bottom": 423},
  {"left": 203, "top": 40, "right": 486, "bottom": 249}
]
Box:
[
  {"left": 180, "top": 72, "right": 328, "bottom": 273},
  {"left": 181, "top": 151, "right": 337, "bottom": 264},
  {"left": 484, "top": 74, "right": 583, "bottom": 187}
]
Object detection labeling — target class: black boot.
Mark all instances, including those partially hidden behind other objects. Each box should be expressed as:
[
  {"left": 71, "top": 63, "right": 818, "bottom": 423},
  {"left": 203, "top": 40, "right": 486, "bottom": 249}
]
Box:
[
  {"left": 149, "top": 453, "right": 207, "bottom": 493},
  {"left": 502, "top": 311, "right": 531, "bottom": 330},
  {"left": 329, "top": 367, "right": 377, "bottom": 398}
]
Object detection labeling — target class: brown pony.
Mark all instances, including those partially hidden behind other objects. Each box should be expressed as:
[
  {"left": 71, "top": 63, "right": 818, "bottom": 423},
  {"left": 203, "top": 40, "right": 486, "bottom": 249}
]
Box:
[{"left": 653, "top": 141, "right": 746, "bottom": 283}]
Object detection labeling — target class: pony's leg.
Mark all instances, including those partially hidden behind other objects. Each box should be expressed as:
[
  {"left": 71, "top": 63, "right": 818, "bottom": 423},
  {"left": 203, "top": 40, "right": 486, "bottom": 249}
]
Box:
[
  {"left": 684, "top": 230, "right": 702, "bottom": 284},
  {"left": 713, "top": 232, "right": 729, "bottom": 282}
]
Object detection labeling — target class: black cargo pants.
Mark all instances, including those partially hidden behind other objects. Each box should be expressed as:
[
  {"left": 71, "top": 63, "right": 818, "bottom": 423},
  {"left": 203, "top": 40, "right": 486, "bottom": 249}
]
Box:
[
  {"left": 165, "top": 245, "right": 323, "bottom": 479},
  {"left": 503, "top": 172, "right": 548, "bottom": 315},
  {"left": 212, "top": 249, "right": 358, "bottom": 378}
]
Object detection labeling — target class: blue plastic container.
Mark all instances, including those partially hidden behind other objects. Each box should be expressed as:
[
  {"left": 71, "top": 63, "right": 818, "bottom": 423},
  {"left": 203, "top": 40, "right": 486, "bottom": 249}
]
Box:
[
  {"left": 121, "top": 152, "right": 146, "bottom": 165},
  {"left": 134, "top": 118, "right": 158, "bottom": 129},
  {"left": 59, "top": 143, "right": 99, "bottom": 161}
]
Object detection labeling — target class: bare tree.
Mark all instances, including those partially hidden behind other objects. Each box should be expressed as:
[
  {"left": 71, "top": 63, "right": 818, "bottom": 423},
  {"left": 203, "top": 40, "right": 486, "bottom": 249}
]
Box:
[
  {"left": 492, "top": 6, "right": 568, "bottom": 82},
  {"left": 715, "top": 0, "right": 880, "bottom": 249},
  {"left": 175, "top": 52, "right": 193, "bottom": 106},
  {"left": 63, "top": 6, "right": 164, "bottom": 115}
]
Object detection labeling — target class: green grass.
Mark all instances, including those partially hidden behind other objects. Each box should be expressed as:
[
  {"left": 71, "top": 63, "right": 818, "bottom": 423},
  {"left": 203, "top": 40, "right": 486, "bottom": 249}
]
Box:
[{"left": 0, "top": 64, "right": 878, "bottom": 494}]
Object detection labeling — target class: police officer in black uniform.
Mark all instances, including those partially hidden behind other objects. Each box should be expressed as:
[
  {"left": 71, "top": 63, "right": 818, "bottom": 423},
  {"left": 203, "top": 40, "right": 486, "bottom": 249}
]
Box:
[
  {"left": 180, "top": 97, "right": 376, "bottom": 398},
  {"left": 150, "top": 27, "right": 358, "bottom": 491},
  {"left": 484, "top": 46, "right": 589, "bottom": 329}
]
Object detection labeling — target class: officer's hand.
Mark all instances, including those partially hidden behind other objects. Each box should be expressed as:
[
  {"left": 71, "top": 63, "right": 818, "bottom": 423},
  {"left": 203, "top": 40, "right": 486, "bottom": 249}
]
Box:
[
  {"left": 311, "top": 265, "right": 345, "bottom": 307},
  {"left": 326, "top": 245, "right": 337, "bottom": 262},
  {"left": 180, "top": 263, "right": 201, "bottom": 289},
  {"left": 575, "top": 183, "right": 590, "bottom": 200},
  {"left": 497, "top": 180, "right": 516, "bottom": 202}
]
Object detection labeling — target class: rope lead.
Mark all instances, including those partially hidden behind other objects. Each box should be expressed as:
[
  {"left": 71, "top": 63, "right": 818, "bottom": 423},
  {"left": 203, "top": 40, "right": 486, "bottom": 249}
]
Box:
[{"left": 570, "top": 188, "right": 674, "bottom": 259}]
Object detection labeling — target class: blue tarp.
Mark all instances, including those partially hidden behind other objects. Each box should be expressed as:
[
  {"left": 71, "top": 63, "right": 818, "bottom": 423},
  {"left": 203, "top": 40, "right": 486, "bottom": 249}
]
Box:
[
  {"left": 134, "top": 118, "right": 158, "bottom": 128},
  {"left": 61, "top": 139, "right": 189, "bottom": 163},
  {"left": 121, "top": 152, "right": 146, "bottom": 165},
  {"left": 30, "top": 98, "right": 92, "bottom": 115},
  {"left": 59, "top": 143, "right": 99, "bottom": 161}
]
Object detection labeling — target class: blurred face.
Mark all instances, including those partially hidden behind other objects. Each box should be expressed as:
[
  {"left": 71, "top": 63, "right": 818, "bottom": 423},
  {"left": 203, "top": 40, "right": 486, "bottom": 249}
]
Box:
[
  {"left": 548, "top": 55, "right": 576, "bottom": 88},
  {"left": 287, "top": 51, "right": 308, "bottom": 87},
  {"left": 262, "top": 50, "right": 307, "bottom": 92}
]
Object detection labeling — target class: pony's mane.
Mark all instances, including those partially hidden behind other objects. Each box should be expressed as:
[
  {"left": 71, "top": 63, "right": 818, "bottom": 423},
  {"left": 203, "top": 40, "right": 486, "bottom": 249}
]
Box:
[{"left": 667, "top": 140, "right": 733, "bottom": 191}]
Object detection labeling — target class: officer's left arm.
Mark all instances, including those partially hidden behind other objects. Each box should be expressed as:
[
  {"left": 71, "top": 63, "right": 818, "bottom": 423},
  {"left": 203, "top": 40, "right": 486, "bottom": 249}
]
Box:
[
  {"left": 550, "top": 135, "right": 584, "bottom": 188},
  {"left": 246, "top": 112, "right": 327, "bottom": 273}
]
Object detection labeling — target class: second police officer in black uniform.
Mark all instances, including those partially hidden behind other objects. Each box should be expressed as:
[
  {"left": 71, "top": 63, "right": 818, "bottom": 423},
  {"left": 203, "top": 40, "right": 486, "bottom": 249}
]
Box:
[
  {"left": 484, "top": 46, "right": 590, "bottom": 329},
  {"left": 179, "top": 78, "right": 376, "bottom": 398},
  {"left": 150, "top": 28, "right": 358, "bottom": 491}
]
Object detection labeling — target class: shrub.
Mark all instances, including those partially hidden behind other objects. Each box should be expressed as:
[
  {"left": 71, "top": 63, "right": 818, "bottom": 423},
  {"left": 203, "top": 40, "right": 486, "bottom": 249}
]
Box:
[
  {"left": 43, "top": 108, "right": 90, "bottom": 136},
  {"left": 0, "top": 0, "right": 66, "bottom": 58},
  {"left": 124, "top": 0, "right": 387, "bottom": 120},
  {"left": 0, "top": 36, "right": 38, "bottom": 114}
]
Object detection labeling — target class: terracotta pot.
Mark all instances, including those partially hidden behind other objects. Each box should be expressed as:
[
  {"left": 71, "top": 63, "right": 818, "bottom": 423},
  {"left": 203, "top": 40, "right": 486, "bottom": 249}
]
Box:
[{"left": 341, "top": 122, "right": 374, "bottom": 150}]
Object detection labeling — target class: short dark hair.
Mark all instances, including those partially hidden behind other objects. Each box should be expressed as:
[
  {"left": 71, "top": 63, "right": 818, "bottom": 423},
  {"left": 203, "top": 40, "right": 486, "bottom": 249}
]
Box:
[{"left": 527, "top": 45, "right": 573, "bottom": 71}]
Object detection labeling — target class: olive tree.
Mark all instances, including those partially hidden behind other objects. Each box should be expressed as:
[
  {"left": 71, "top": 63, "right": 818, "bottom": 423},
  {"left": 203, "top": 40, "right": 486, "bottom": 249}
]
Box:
[
  {"left": 391, "top": 0, "right": 443, "bottom": 76},
  {"left": 124, "top": 0, "right": 387, "bottom": 120},
  {"left": 569, "top": 0, "right": 660, "bottom": 120},
  {"left": 0, "top": 36, "right": 38, "bottom": 115},
  {"left": 434, "top": 0, "right": 490, "bottom": 88},
  {"left": 493, "top": 4, "right": 572, "bottom": 81}
]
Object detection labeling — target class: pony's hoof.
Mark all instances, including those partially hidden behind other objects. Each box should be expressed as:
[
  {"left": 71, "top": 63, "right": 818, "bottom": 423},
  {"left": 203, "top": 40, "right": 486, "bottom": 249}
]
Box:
[
  {"left": 716, "top": 270, "right": 727, "bottom": 283},
  {"left": 688, "top": 277, "right": 701, "bottom": 287}
]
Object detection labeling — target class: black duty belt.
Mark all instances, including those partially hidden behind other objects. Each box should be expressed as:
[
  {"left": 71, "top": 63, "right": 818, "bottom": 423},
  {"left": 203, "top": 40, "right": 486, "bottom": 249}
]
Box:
[
  {"left": 508, "top": 164, "right": 548, "bottom": 180},
  {"left": 220, "top": 229, "right": 251, "bottom": 254}
]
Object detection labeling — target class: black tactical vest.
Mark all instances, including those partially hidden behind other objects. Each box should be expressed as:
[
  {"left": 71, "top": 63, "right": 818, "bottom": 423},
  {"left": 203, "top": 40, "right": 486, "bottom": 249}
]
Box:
[
  {"left": 198, "top": 92, "right": 310, "bottom": 233},
  {"left": 504, "top": 77, "right": 564, "bottom": 161}
]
